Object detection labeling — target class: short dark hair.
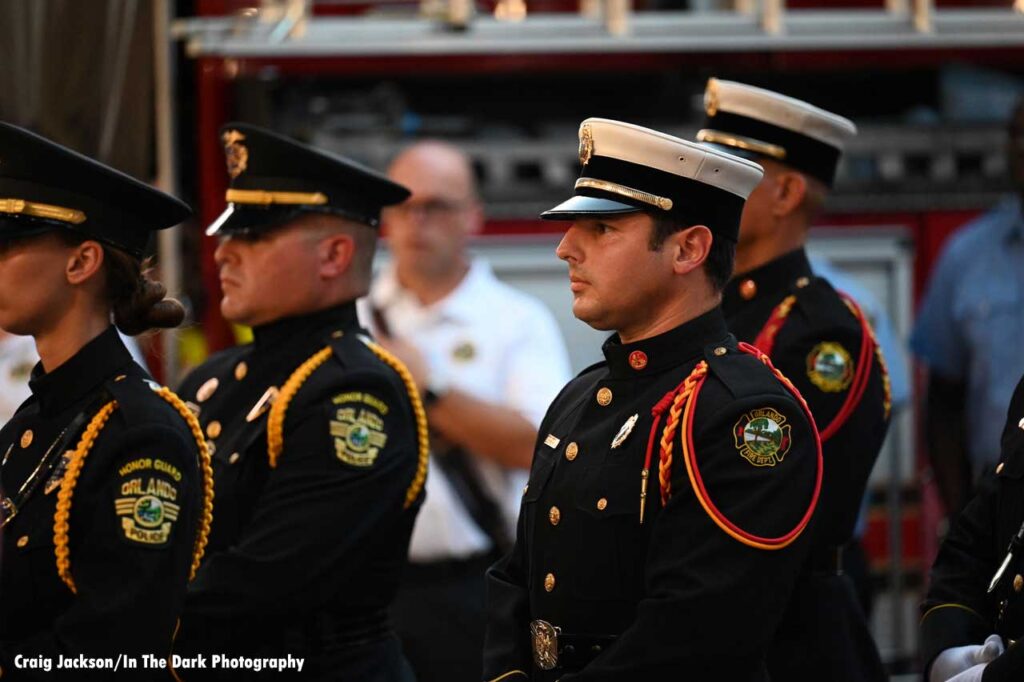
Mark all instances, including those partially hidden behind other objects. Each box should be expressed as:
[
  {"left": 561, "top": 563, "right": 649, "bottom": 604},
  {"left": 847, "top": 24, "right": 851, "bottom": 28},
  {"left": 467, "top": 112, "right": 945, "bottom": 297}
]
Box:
[{"left": 648, "top": 213, "right": 736, "bottom": 292}]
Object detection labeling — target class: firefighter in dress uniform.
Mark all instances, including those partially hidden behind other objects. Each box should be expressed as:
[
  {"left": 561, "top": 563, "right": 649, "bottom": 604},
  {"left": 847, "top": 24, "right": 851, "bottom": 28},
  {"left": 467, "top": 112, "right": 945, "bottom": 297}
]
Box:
[
  {"left": 700, "top": 78, "right": 892, "bottom": 682},
  {"left": 483, "top": 118, "right": 824, "bottom": 682}
]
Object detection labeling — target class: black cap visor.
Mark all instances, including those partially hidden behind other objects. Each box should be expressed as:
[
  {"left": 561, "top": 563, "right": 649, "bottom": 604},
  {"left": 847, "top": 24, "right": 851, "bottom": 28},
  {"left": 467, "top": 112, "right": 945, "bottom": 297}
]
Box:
[
  {"left": 207, "top": 203, "right": 383, "bottom": 237},
  {"left": 540, "top": 195, "right": 643, "bottom": 221}
]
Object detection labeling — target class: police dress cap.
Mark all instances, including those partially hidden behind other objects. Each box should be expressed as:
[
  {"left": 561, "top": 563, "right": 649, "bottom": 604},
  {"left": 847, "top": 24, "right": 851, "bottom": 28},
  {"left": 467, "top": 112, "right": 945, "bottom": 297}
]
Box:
[
  {"left": 0, "top": 122, "right": 191, "bottom": 257},
  {"left": 207, "top": 123, "right": 410, "bottom": 236},
  {"left": 698, "top": 78, "right": 857, "bottom": 186},
  {"left": 541, "top": 118, "right": 764, "bottom": 242}
]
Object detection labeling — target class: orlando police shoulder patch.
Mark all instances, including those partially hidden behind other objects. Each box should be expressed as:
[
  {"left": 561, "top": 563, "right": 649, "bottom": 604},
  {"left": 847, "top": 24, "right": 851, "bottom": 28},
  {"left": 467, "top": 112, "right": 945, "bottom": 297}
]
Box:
[
  {"left": 114, "top": 457, "right": 183, "bottom": 547},
  {"left": 733, "top": 407, "right": 792, "bottom": 467},
  {"left": 806, "top": 341, "right": 853, "bottom": 393},
  {"left": 330, "top": 392, "right": 389, "bottom": 468}
]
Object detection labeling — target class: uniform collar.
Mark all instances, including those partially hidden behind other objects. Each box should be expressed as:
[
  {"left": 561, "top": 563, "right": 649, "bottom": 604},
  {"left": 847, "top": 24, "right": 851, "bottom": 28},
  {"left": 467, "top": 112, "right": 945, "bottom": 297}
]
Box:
[
  {"left": 29, "top": 326, "right": 135, "bottom": 416},
  {"left": 602, "top": 306, "right": 729, "bottom": 380},
  {"left": 251, "top": 301, "right": 360, "bottom": 350},
  {"left": 723, "top": 248, "right": 812, "bottom": 311}
]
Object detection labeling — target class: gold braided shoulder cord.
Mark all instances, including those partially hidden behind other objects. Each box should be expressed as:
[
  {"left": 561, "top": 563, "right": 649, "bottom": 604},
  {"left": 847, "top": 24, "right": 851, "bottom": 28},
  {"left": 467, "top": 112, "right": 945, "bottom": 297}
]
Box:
[
  {"left": 53, "top": 388, "right": 217, "bottom": 593},
  {"left": 265, "top": 342, "right": 428, "bottom": 510},
  {"left": 361, "top": 339, "right": 429, "bottom": 510},
  {"left": 153, "top": 387, "right": 215, "bottom": 581},
  {"left": 267, "top": 347, "right": 334, "bottom": 469},
  {"left": 54, "top": 402, "right": 117, "bottom": 593}
]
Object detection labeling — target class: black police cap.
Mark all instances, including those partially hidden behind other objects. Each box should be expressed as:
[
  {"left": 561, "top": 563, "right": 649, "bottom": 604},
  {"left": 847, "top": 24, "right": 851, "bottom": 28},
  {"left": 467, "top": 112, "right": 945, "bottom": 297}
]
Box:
[
  {"left": 0, "top": 122, "right": 191, "bottom": 257},
  {"left": 207, "top": 123, "right": 410, "bottom": 236}
]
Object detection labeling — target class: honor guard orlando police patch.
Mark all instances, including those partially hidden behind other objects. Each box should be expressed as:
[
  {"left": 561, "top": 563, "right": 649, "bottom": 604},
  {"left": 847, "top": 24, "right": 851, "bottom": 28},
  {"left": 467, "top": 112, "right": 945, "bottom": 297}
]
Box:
[
  {"left": 114, "top": 457, "right": 184, "bottom": 547},
  {"left": 330, "top": 391, "right": 389, "bottom": 467}
]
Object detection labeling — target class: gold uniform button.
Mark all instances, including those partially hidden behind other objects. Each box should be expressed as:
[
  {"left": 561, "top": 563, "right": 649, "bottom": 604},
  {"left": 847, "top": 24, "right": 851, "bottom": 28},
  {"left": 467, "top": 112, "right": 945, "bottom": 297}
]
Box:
[
  {"left": 197, "top": 377, "right": 219, "bottom": 402},
  {"left": 997, "top": 462, "right": 1005, "bottom": 474},
  {"left": 228, "top": 452, "right": 241, "bottom": 465},
  {"left": 522, "top": 484, "right": 529, "bottom": 496},
  {"left": 234, "top": 362, "right": 248, "bottom": 380},
  {"left": 596, "top": 387, "right": 613, "bottom": 406},
  {"left": 796, "top": 277, "right": 810, "bottom": 288},
  {"left": 331, "top": 330, "right": 344, "bottom": 339},
  {"left": 20, "top": 430, "right": 33, "bottom": 449},
  {"left": 1015, "top": 574, "right": 1023, "bottom": 593},
  {"left": 739, "top": 279, "right": 757, "bottom": 300},
  {"left": 596, "top": 498, "right": 608, "bottom": 511},
  {"left": 565, "top": 442, "right": 579, "bottom": 461},
  {"left": 549, "top": 506, "right": 561, "bottom": 526},
  {"left": 114, "top": 374, "right": 127, "bottom": 382},
  {"left": 16, "top": 535, "right": 29, "bottom": 548},
  {"left": 206, "top": 420, "right": 222, "bottom": 439},
  {"left": 544, "top": 573, "right": 556, "bottom": 592},
  {"left": 713, "top": 346, "right": 727, "bottom": 356}
]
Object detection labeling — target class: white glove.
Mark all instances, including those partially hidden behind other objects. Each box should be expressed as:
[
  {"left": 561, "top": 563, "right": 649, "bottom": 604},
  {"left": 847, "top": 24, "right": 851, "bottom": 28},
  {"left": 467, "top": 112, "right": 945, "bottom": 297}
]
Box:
[
  {"left": 947, "top": 663, "right": 987, "bottom": 682},
  {"left": 931, "top": 635, "right": 1005, "bottom": 682}
]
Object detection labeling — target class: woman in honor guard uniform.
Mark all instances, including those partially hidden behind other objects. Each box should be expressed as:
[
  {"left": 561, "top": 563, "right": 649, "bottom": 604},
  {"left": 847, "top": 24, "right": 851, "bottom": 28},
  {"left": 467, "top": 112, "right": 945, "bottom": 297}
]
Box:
[
  {"left": 922, "top": 375, "right": 1024, "bottom": 681},
  {"left": 172, "top": 124, "right": 426, "bottom": 681},
  {"left": 483, "top": 119, "right": 823, "bottom": 682},
  {"left": 701, "top": 79, "right": 891, "bottom": 682},
  {"left": 0, "top": 123, "right": 212, "bottom": 676}
]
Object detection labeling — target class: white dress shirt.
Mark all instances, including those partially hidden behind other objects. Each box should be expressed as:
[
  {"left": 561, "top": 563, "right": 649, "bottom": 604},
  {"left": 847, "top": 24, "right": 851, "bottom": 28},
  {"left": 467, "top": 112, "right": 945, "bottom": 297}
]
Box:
[{"left": 360, "top": 259, "right": 571, "bottom": 561}]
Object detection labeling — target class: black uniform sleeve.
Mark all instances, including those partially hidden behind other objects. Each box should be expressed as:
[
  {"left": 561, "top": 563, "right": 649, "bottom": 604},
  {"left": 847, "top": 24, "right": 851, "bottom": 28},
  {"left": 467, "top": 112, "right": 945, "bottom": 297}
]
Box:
[
  {"left": 921, "top": 474, "right": 1001, "bottom": 674},
  {"left": 561, "top": 390, "right": 818, "bottom": 681},
  {"left": 0, "top": 421, "right": 198, "bottom": 678},
  {"left": 183, "top": 370, "right": 416, "bottom": 617}
]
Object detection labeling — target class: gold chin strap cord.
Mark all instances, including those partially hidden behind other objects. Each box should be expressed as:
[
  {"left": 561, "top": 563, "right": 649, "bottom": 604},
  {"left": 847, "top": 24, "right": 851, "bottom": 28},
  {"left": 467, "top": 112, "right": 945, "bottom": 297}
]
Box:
[
  {"left": 266, "top": 339, "right": 428, "bottom": 510},
  {"left": 53, "top": 387, "right": 215, "bottom": 594}
]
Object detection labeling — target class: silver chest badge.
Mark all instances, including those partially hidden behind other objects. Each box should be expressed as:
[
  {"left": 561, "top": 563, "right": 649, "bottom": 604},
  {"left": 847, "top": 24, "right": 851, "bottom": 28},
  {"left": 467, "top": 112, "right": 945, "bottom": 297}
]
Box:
[{"left": 611, "top": 413, "right": 639, "bottom": 449}]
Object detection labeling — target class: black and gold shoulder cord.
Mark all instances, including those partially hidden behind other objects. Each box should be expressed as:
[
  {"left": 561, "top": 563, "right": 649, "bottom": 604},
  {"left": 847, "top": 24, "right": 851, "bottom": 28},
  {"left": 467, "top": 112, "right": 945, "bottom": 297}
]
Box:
[
  {"left": 266, "top": 334, "right": 428, "bottom": 509},
  {"left": 53, "top": 384, "right": 215, "bottom": 593}
]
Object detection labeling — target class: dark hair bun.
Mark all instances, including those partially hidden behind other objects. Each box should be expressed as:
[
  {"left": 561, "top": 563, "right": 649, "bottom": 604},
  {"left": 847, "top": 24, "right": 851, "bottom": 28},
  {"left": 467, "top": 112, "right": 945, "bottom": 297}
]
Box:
[{"left": 106, "top": 250, "right": 185, "bottom": 335}]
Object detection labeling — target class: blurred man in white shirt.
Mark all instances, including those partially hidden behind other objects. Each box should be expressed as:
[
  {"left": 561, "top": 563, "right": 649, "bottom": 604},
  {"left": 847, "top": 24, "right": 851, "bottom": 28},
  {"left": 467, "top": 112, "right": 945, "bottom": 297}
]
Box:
[{"left": 361, "top": 141, "right": 571, "bottom": 682}]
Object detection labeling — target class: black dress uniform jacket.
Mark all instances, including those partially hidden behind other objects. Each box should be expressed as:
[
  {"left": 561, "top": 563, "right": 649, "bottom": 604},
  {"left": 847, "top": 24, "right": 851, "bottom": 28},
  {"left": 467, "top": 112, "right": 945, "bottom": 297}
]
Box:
[
  {"left": 484, "top": 308, "right": 820, "bottom": 682},
  {"left": 722, "top": 248, "right": 890, "bottom": 682},
  {"left": 921, "top": 375, "right": 1024, "bottom": 681},
  {"left": 0, "top": 327, "right": 202, "bottom": 679},
  {"left": 174, "top": 302, "right": 422, "bottom": 681}
]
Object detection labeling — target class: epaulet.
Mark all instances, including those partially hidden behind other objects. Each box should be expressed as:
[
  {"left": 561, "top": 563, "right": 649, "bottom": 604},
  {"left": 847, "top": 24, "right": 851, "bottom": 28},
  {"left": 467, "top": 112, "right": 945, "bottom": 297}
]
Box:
[{"left": 640, "top": 342, "right": 822, "bottom": 550}]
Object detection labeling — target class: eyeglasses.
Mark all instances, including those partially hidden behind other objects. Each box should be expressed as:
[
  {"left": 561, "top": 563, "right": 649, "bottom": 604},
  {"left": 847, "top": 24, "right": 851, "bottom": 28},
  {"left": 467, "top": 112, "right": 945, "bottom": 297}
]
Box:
[{"left": 386, "top": 199, "right": 471, "bottom": 222}]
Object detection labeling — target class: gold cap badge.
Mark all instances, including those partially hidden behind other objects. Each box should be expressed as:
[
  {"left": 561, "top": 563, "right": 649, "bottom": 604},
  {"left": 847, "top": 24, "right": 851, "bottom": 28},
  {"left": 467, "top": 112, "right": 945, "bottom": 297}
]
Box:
[{"left": 579, "top": 124, "right": 594, "bottom": 166}]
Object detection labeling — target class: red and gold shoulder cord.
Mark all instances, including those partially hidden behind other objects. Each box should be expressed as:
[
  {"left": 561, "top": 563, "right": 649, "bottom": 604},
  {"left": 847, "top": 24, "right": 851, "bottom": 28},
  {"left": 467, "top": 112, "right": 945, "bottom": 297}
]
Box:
[
  {"left": 752, "top": 291, "right": 891, "bottom": 442},
  {"left": 639, "top": 343, "right": 823, "bottom": 551}
]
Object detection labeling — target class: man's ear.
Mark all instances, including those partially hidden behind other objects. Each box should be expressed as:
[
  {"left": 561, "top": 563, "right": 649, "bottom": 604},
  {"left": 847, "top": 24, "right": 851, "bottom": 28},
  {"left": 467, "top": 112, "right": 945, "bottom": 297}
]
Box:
[
  {"left": 670, "top": 225, "right": 713, "bottom": 277},
  {"left": 65, "top": 240, "right": 105, "bottom": 286},
  {"left": 771, "top": 171, "right": 808, "bottom": 218},
  {"left": 317, "top": 232, "right": 356, "bottom": 279}
]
